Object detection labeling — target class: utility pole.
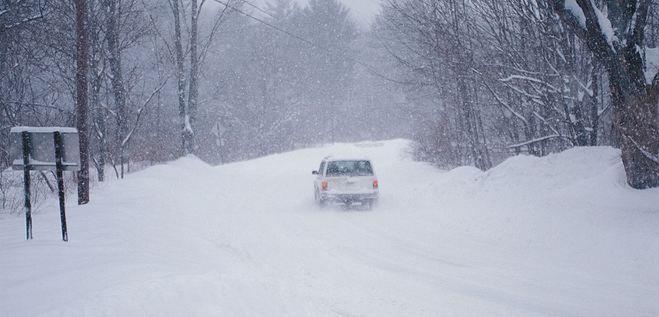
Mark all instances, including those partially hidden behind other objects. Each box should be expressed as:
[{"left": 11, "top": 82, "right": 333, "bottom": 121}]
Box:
[{"left": 75, "top": 0, "right": 90, "bottom": 204}]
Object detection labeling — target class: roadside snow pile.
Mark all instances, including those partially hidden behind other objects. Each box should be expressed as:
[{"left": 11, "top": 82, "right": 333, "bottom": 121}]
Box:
[
  {"left": 482, "top": 146, "right": 623, "bottom": 193},
  {"left": 436, "top": 145, "right": 658, "bottom": 251},
  {"left": 438, "top": 146, "right": 650, "bottom": 210},
  {"left": 1, "top": 140, "right": 657, "bottom": 316}
]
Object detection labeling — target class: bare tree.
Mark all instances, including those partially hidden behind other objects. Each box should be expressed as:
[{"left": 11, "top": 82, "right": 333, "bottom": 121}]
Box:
[
  {"left": 379, "top": 0, "right": 492, "bottom": 169},
  {"left": 167, "top": 0, "right": 231, "bottom": 156},
  {"left": 168, "top": 0, "right": 192, "bottom": 155},
  {"left": 552, "top": 0, "right": 659, "bottom": 189},
  {"left": 474, "top": 1, "right": 608, "bottom": 155},
  {"left": 88, "top": 0, "right": 109, "bottom": 182},
  {"left": 188, "top": 0, "right": 200, "bottom": 153},
  {"left": 0, "top": 0, "right": 51, "bottom": 166},
  {"left": 104, "top": 0, "right": 129, "bottom": 178}
]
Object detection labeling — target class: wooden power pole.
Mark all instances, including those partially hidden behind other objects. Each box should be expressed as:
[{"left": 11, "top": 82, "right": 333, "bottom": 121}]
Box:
[{"left": 75, "top": 0, "right": 90, "bottom": 204}]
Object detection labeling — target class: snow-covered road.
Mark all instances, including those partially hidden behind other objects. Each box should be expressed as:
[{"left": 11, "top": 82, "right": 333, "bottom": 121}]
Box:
[{"left": 1, "top": 140, "right": 658, "bottom": 316}]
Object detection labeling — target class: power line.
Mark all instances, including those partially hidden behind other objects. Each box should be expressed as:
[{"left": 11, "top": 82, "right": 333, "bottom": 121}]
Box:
[
  {"left": 212, "top": 0, "right": 408, "bottom": 84},
  {"left": 213, "top": 0, "right": 313, "bottom": 45},
  {"left": 241, "top": 0, "right": 276, "bottom": 19}
]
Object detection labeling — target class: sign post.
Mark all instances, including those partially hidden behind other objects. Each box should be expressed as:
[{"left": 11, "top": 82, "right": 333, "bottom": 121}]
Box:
[
  {"left": 10, "top": 127, "right": 80, "bottom": 241},
  {"left": 54, "top": 131, "right": 69, "bottom": 241},
  {"left": 21, "top": 131, "right": 33, "bottom": 240}
]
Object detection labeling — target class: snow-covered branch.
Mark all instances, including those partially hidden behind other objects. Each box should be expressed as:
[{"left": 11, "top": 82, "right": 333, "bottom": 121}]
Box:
[
  {"left": 499, "top": 75, "right": 559, "bottom": 92},
  {"left": 625, "top": 134, "right": 659, "bottom": 165},
  {"left": 551, "top": 0, "right": 616, "bottom": 63},
  {"left": 483, "top": 83, "right": 528, "bottom": 125},
  {"left": 507, "top": 134, "right": 563, "bottom": 149},
  {"left": 121, "top": 77, "right": 171, "bottom": 147},
  {"left": 4, "top": 14, "right": 43, "bottom": 29}
]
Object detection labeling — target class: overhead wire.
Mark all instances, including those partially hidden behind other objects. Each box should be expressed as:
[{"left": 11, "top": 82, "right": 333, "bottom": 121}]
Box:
[
  {"left": 241, "top": 0, "right": 277, "bottom": 19},
  {"left": 212, "top": 0, "right": 408, "bottom": 84}
]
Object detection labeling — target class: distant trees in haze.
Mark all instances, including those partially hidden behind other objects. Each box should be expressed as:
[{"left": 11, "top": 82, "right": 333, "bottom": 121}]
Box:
[{"left": 0, "top": 0, "right": 406, "bottom": 210}]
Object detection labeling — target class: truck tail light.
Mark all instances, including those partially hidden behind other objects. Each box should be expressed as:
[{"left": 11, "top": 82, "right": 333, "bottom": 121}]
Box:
[
  {"left": 321, "top": 180, "right": 328, "bottom": 191},
  {"left": 373, "top": 180, "right": 379, "bottom": 189}
]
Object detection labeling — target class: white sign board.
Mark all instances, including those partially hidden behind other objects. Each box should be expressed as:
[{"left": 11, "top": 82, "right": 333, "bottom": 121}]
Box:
[{"left": 10, "top": 127, "right": 81, "bottom": 171}]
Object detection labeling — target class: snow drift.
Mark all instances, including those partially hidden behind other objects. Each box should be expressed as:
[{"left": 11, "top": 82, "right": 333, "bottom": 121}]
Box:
[{"left": 1, "top": 140, "right": 657, "bottom": 316}]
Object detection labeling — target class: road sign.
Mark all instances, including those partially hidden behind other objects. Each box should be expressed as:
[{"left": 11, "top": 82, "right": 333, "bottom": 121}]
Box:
[
  {"left": 10, "top": 127, "right": 80, "bottom": 171},
  {"left": 10, "top": 127, "right": 81, "bottom": 241}
]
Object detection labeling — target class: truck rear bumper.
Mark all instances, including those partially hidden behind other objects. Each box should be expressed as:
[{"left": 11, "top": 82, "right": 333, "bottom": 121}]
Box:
[{"left": 321, "top": 192, "right": 378, "bottom": 203}]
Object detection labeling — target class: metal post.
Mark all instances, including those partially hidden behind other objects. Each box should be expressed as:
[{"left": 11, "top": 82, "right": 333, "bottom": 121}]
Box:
[
  {"left": 21, "top": 131, "right": 32, "bottom": 240},
  {"left": 54, "top": 132, "right": 68, "bottom": 242}
]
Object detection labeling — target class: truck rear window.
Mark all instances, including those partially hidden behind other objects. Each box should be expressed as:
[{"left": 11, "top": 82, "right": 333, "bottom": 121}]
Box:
[{"left": 326, "top": 160, "right": 373, "bottom": 177}]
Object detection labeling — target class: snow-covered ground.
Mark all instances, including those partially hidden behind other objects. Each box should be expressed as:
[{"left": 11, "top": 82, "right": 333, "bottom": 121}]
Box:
[{"left": 1, "top": 140, "right": 658, "bottom": 316}]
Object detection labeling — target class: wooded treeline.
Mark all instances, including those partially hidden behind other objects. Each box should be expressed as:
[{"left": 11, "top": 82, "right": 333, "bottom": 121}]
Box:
[
  {"left": 377, "top": 0, "right": 659, "bottom": 188},
  {"left": 1, "top": 0, "right": 657, "bottom": 205},
  {"left": 0, "top": 0, "right": 407, "bottom": 201}
]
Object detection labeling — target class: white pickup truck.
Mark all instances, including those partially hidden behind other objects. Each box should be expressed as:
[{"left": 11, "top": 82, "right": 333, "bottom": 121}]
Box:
[{"left": 312, "top": 156, "right": 379, "bottom": 209}]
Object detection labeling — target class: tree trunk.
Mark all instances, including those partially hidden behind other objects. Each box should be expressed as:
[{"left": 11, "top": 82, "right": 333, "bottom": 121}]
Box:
[
  {"left": 457, "top": 75, "right": 491, "bottom": 170},
  {"left": 589, "top": 67, "right": 600, "bottom": 146},
  {"left": 609, "top": 70, "right": 659, "bottom": 188},
  {"left": 106, "top": 0, "right": 127, "bottom": 178},
  {"left": 91, "top": 63, "right": 106, "bottom": 182},
  {"left": 188, "top": 0, "right": 200, "bottom": 154},
  {"left": 105, "top": 1, "right": 122, "bottom": 176},
  {"left": 89, "top": 9, "right": 106, "bottom": 182},
  {"left": 170, "top": 0, "right": 192, "bottom": 155},
  {"left": 75, "top": 0, "right": 90, "bottom": 204}
]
